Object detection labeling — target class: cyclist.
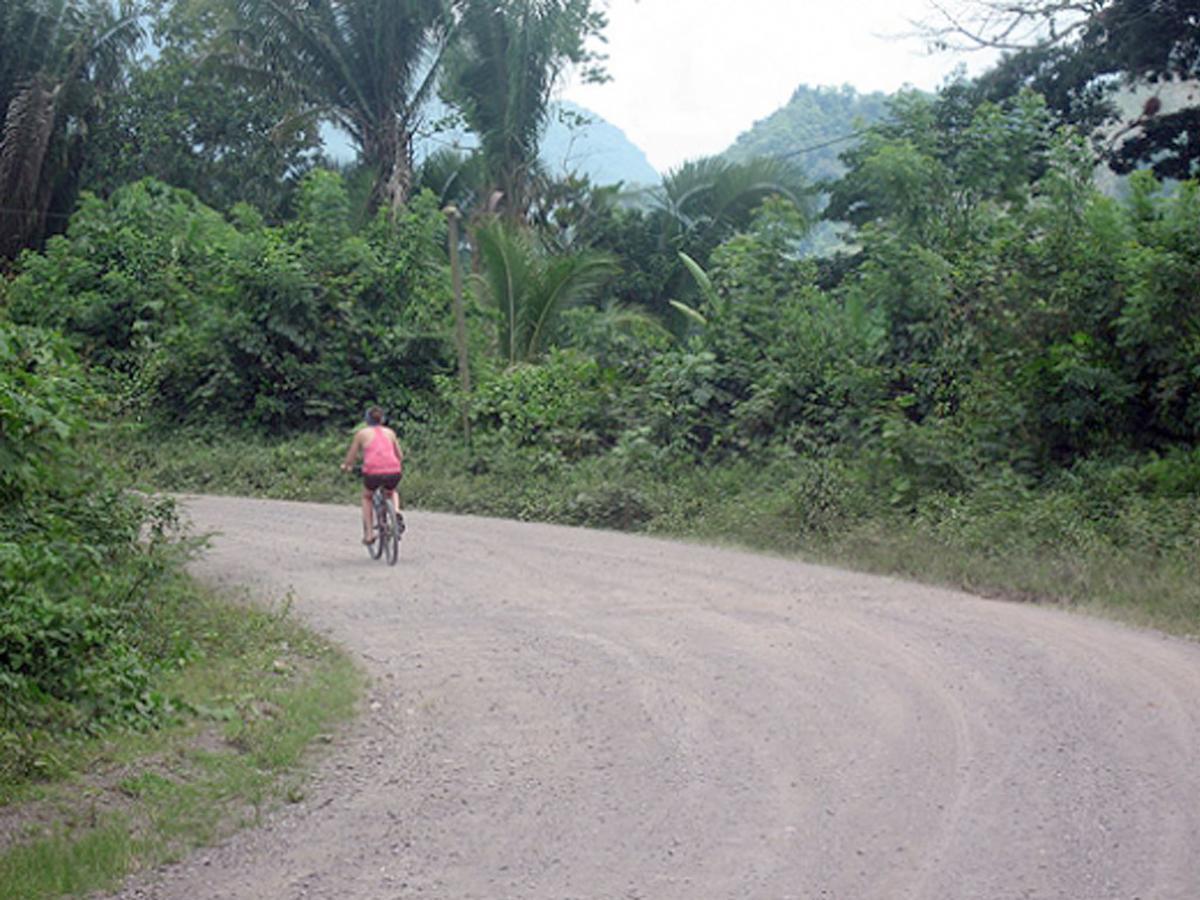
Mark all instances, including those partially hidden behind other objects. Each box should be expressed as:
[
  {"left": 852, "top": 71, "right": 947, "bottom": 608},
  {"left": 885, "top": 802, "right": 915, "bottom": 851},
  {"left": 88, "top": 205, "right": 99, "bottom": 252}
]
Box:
[{"left": 340, "top": 406, "right": 404, "bottom": 545}]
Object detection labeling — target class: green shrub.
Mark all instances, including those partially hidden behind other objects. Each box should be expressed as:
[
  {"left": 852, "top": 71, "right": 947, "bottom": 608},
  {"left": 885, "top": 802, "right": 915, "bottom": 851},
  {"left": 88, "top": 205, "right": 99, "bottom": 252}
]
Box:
[
  {"left": 1, "top": 321, "right": 197, "bottom": 773},
  {"left": 1136, "top": 448, "right": 1200, "bottom": 498},
  {"left": 779, "top": 455, "right": 871, "bottom": 535},
  {"left": 469, "top": 349, "right": 613, "bottom": 458},
  {"left": 557, "top": 485, "right": 649, "bottom": 530},
  {"left": 7, "top": 176, "right": 455, "bottom": 432}
]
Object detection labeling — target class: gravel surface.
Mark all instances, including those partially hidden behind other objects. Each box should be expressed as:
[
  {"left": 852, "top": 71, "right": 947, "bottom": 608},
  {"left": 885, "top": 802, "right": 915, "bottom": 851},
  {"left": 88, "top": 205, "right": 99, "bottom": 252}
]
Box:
[{"left": 105, "top": 494, "right": 1200, "bottom": 900}]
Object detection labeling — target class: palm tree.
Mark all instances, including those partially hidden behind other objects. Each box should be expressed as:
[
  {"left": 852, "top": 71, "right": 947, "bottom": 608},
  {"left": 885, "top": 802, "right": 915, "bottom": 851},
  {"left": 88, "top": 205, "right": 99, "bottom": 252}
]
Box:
[
  {"left": 1, "top": 0, "right": 142, "bottom": 263},
  {"left": 227, "top": 0, "right": 452, "bottom": 213},
  {"left": 640, "top": 155, "right": 813, "bottom": 328},
  {"left": 652, "top": 155, "right": 812, "bottom": 252},
  {"left": 440, "top": 0, "right": 605, "bottom": 223},
  {"left": 414, "top": 146, "right": 488, "bottom": 210},
  {"left": 472, "top": 216, "right": 616, "bottom": 364}
]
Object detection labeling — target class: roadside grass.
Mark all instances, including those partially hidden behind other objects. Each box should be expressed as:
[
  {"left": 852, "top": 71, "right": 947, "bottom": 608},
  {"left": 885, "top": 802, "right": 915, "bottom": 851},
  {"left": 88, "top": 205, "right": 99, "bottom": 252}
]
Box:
[
  {"left": 0, "top": 580, "right": 361, "bottom": 900},
  {"left": 108, "top": 424, "right": 1200, "bottom": 639},
  {"left": 814, "top": 521, "right": 1200, "bottom": 634}
]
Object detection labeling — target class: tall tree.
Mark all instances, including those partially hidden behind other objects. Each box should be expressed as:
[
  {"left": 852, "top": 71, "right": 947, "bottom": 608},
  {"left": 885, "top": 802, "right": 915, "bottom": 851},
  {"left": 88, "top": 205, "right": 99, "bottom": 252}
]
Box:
[
  {"left": 83, "top": 0, "right": 321, "bottom": 218},
  {"left": 226, "top": 0, "right": 451, "bottom": 213},
  {"left": 920, "top": 0, "right": 1200, "bottom": 178},
  {"left": 0, "top": 0, "right": 142, "bottom": 263},
  {"left": 440, "top": 0, "right": 607, "bottom": 223},
  {"left": 918, "top": 1, "right": 1103, "bottom": 51}
]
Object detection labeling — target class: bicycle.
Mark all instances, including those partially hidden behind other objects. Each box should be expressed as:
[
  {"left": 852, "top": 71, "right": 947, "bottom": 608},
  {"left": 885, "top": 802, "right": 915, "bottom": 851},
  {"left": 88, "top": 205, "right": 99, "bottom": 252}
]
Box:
[{"left": 357, "top": 470, "right": 405, "bottom": 565}]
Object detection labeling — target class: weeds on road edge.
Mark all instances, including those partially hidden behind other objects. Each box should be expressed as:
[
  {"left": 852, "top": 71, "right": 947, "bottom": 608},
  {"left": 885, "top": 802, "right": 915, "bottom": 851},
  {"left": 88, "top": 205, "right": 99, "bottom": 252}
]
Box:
[
  {"left": 0, "top": 581, "right": 361, "bottom": 900},
  {"left": 113, "top": 426, "right": 1200, "bottom": 638}
]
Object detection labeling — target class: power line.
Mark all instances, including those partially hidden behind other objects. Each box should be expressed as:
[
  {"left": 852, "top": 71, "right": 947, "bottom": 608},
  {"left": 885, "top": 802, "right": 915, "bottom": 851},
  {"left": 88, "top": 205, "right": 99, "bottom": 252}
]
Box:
[{"left": 772, "top": 127, "right": 872, "bottom": 161}]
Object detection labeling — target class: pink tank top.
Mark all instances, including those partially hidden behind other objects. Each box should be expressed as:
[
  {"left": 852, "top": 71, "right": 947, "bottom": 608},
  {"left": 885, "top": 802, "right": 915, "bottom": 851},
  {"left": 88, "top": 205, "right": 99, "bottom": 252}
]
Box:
[{"left": 362, "top": 427, "right": 402, "bottom": 475}]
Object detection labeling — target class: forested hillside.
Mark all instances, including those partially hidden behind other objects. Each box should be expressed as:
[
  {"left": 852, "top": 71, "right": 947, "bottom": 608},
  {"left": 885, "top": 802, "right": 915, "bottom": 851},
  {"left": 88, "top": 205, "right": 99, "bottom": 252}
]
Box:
[
  {"left": 3, "top": 1, "right": 1200, "bottom": 852},
  {"left": 721, "top": 84, "right": 894, "bottom": 255},
  {"left": 725, "top": 84, "right": 893, "bottom": 183}
]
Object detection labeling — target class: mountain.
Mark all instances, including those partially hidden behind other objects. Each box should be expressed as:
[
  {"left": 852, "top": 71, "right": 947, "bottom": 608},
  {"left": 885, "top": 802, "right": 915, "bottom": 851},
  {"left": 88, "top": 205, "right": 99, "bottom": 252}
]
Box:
[
  {"left": 724, "top": 84, "right": 892, "bottom": 184},
  {"left": 722, "top": 84, "right": 895, "bottom": 256},
  {"left": 325, "top": 101, "right": 659, "bottom": 188},
  {"left": 539, "top": 102, "right": 659, "bottom": 187}
]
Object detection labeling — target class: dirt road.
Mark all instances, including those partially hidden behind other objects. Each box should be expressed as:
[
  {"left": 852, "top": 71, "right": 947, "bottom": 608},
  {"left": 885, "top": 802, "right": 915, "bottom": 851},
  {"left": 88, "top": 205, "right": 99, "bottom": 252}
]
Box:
[{"left": 110, "top": 495, "right": 1200, "bottom": 899}]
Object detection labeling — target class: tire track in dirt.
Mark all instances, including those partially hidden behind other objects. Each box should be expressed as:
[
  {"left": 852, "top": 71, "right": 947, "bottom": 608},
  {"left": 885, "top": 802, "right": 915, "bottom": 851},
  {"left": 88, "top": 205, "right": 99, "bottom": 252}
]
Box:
[{"left": 106, "top": 495, "right": 1200, "bottom": 900}]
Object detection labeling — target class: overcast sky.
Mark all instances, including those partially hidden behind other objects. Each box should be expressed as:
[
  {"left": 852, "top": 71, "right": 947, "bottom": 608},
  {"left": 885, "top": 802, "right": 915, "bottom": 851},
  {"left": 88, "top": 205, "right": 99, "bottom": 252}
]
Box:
[{"left": 562, "top": 0, "right": 1000, "bottom": 172}]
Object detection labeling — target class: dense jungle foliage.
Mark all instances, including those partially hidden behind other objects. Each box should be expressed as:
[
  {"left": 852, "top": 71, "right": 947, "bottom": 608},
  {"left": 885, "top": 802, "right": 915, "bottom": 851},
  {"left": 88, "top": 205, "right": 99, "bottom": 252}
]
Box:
[
  {"left": 0, "top": 319, "right": 199, "bottom": 779},
  {"left": 2, "top": 0, "right": 1199, "bottom": 785},
  {"left": 12, "top": 88, "right": 1196, "bottom": 470}
]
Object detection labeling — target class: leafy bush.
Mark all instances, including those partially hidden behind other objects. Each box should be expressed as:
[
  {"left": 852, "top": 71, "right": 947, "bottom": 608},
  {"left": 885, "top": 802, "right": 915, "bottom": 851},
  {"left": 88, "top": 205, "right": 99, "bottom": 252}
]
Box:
[
  {"left": 639, "top": 347, "right": 736, "bottom": 457},
  {"left": 1135, "top": 448, "right": 1200, "bottom": 498},
  {"left": 1, "top": 322, "right": 197, "bottom": 776},
  {"left": 7, "top": 176, "right": 456, "bottom": 432},
  {"left": 778, "top": 455, "right": 872, "bottom": 535},
  {"left": 469, "top": 349, "right": 613, "bottom": 458},
  {"left": 5, "top": 180, "right": 235, "bottom": 378},
  {"left": 559, "top": 303, "right": 672, "bottom": 379},
  {"left": 1114, "top": 176, "right": 1200, "bottom": 443}
]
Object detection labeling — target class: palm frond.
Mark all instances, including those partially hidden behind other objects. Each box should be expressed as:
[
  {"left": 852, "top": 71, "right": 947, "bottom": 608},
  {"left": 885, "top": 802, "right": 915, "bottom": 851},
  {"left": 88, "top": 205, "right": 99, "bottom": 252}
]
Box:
[
  {"left": 416, "top": 147, "right": 486, "bottom": 207},
  {"left": 656, "top": 154, "right": 812, "bottom": 237},
  {"left": 441, "top": 0, "right": 590, "bottom": 220},
  {"left": 523, "top": 248, "right": 616, "bottom": 359},
  {"left": 668, "top": 299, "right": 708, "bottom": 328},
  {"left": 0, "top": 0, "right": 144, "bottom": 260},
  {"left": 472, "top": 216, "right": 531, "bottom": 363},
  {"left": 677, "top": 251, "right": 724, "bottom": 317},
  {"left": 593, "top": 299, "right": 672, "bottom": 339},
  {"left": 472, "top": 216, "right": 616, "bottom": 363}
]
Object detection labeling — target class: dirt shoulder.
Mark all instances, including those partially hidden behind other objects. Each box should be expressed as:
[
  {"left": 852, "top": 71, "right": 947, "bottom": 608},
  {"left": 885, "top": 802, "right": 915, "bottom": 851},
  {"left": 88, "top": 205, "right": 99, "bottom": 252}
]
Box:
[{"left": 106, "top": 494, "right": 1200, "bottom": 900}]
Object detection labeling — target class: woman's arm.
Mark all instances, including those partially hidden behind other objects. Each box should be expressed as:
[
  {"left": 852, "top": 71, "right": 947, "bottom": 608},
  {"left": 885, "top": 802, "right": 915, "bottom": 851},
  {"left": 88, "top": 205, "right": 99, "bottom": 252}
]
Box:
[{"left": 340, "top": 430, "right": 364, "bottom": 471}]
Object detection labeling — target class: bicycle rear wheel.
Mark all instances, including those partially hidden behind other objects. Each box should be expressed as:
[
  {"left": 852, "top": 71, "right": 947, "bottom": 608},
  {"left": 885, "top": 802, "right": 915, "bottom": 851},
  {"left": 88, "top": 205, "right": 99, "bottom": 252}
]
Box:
[
  {"left": 368, "top": 491, "right": 386, "bottom": 560},
  {"left": 381, "top": 502, "right": 399, "bottom": 565}
]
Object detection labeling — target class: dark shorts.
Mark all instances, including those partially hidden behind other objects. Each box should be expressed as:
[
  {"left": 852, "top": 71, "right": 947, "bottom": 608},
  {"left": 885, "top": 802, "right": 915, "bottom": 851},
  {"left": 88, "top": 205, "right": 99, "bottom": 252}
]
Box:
[{"left": 363, "top": 472, "right": 401, "bottom": 491}]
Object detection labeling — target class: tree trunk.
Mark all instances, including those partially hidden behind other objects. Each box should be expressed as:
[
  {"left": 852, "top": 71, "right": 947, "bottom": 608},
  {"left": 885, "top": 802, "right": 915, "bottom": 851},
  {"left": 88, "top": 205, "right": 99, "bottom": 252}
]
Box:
[
  {"left": 365, "top": 116, "right": 414, "bottom": 215},
  {"left": 0, "top": 80, "right": 58, "bottom": 263}
]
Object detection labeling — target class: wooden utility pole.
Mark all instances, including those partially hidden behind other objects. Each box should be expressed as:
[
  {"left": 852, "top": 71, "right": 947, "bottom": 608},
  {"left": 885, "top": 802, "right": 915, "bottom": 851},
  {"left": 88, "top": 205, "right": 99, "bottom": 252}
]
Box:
[{"left": 444, "top": 205, "right": 472, "bottom": 448}]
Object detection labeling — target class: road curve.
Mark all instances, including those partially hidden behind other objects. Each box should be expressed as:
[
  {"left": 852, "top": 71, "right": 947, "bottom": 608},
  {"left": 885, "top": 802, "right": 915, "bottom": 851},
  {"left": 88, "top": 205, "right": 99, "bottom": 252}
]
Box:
[{"left": 109, "top": 495, "right": 1200, "bottom": 900}]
